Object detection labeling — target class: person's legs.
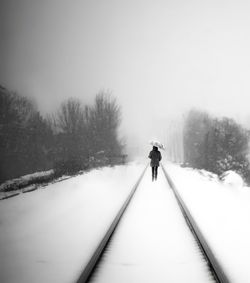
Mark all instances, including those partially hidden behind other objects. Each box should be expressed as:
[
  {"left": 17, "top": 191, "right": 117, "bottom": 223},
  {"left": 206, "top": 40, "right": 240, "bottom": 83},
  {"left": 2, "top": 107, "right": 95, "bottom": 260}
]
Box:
[
  {"left": 152, "top": 166, "right": 157, "bottom": 181},
  {"left": 155, "top": 166, "right": 158, "bottom": 180}
]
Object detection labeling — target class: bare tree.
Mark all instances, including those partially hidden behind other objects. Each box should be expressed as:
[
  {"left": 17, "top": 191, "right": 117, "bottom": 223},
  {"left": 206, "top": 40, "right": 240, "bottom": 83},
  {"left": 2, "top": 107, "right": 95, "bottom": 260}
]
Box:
[
  {"left": 53, "top": 98, "right": 88, "bottom": 174},
  {"left": 183, "top": 108, "right": 250, "bottom": 183},
  {"left": 88, "top": 92, "right": 123, "bottom": 164},
  {"left": 0, "top": 86, "right": 53, "bottom": 182},
  {"left": 56, "top": 98, "right": 85, "bottom": 135}
]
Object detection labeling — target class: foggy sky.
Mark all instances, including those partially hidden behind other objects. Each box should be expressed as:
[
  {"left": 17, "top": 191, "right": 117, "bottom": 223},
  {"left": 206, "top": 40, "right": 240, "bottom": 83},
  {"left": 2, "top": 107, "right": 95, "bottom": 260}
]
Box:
[{"left": 2, "top": 0, "right": 250, "bottom": 151}]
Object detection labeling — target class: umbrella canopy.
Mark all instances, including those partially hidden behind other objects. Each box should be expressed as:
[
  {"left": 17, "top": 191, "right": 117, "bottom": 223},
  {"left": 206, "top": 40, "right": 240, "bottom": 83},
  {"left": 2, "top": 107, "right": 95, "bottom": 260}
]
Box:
[{"left": 150, "top": 140, "right": 165, "bottom": 150}]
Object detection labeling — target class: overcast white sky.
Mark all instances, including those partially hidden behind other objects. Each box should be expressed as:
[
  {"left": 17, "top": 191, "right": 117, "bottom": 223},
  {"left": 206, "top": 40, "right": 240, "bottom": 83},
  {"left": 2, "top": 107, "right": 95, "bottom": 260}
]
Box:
[{"left": 1, "top": 0, "right": 250, "bottom": 150}]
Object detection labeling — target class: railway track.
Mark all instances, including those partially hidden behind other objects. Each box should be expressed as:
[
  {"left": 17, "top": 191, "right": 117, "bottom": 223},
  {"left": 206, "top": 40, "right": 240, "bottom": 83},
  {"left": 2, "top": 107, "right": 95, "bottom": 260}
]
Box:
[
  {"left": 76, "top": 165, "right": 148, "bottom": 283},
  {"left": 161, "top": 165, "right": 230, "bottom": 283},
  {"left": 76, "top": 165, "right": 230, "bottom": 283}
]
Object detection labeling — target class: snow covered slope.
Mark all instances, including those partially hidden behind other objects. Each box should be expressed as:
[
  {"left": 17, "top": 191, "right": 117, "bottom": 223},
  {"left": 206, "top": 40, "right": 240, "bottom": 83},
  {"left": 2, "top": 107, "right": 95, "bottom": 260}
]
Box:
[
  {"left": 0, "top": 163, "right": 144, "bottom": 283},
  {"left": 166, "top": 163, "right": 250, "bottom": 282}
]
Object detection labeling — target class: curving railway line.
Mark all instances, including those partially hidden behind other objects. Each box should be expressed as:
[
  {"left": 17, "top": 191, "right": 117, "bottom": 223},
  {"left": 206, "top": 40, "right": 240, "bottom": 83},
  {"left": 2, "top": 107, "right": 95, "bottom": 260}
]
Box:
[{"left": 75, "top": 165, "right": 230, "bottom": 283}]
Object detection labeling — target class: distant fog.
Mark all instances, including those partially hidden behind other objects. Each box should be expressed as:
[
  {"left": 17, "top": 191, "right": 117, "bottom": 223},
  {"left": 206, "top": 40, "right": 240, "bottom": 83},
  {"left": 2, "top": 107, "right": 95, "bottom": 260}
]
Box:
[{"left": 2, "top": 0, "right": 250, "bottom": 155}]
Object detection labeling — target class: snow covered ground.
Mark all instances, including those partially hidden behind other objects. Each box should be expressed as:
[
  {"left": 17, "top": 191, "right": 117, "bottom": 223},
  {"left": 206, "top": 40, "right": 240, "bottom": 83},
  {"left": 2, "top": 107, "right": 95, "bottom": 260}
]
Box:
[
  {"left": 166, "top": 163, "right": 250, "bottom": 282},
  {"left": 0, "top": 163, "right": 144, "bottom": 283},
  {"left": 1, "top": 161, "right": 250, "bottom": 283}
]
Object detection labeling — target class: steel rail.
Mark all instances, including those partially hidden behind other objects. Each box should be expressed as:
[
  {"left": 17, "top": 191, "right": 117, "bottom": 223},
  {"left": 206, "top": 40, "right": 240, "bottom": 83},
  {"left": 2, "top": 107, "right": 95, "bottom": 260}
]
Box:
[
  {"left": 76, "top": 165, "right": 148, "bottom": 283},
  {"left": 161, "top": 165, "right": 230, "bottom": 283}
]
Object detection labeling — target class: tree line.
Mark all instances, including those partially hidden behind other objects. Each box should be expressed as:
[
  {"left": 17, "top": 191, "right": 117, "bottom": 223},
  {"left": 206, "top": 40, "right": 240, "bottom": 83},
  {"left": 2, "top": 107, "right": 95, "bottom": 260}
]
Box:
[
  {"left": 183, "top": 109, "right": 250, "bottom": 183},
  {"left": 0, "top": 85, "right": 124, "bottom": 183}
]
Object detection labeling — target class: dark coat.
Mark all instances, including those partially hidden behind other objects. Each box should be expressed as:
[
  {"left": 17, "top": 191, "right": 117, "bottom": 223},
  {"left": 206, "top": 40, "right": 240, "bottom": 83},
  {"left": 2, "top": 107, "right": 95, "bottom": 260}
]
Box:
[{"left": 148, "top": 147, "right": 162, "bottom": 167}]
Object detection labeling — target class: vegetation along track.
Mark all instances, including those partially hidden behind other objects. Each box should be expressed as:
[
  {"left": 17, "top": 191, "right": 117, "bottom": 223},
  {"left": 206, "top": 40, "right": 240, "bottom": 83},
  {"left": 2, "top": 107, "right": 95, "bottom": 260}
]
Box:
[
  {"left": 161, "top": 165, "right": 230, "bottom": 283},
  {"left": 76, "top": 165, "right": 148, "bottom": 283}
]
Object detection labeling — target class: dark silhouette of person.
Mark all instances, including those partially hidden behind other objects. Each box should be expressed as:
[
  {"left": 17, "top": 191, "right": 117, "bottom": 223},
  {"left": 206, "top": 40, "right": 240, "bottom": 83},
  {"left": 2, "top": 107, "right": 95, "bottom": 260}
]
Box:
[{"left": 148, "top": 146, "right": 162, "bottom": 181}]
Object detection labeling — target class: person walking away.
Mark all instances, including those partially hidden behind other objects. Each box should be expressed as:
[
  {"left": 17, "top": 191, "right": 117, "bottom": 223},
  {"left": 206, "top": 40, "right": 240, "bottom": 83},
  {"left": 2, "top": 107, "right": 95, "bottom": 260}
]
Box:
[{"left": 148, "top": 146, "right": 162, "bottom": 181}]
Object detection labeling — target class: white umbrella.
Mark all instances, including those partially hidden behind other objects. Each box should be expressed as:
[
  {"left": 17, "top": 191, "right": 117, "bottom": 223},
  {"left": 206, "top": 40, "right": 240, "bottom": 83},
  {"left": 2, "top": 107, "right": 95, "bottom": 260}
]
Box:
[{"left": 150, "top": 140, "right": 165, "bottom": 150}]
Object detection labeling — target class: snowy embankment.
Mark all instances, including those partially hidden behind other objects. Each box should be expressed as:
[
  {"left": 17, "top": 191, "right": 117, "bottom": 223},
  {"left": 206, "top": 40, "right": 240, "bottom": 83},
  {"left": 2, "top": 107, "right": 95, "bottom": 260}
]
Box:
[
  {"left": 0, "top": 170, "right": 55, "bottom": 199},
  {"left": 0, "top": 163, "right": 145, "bottom": 283},
  {"left": 166, "top": 163, "right": 250, "bottom": 283}
]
